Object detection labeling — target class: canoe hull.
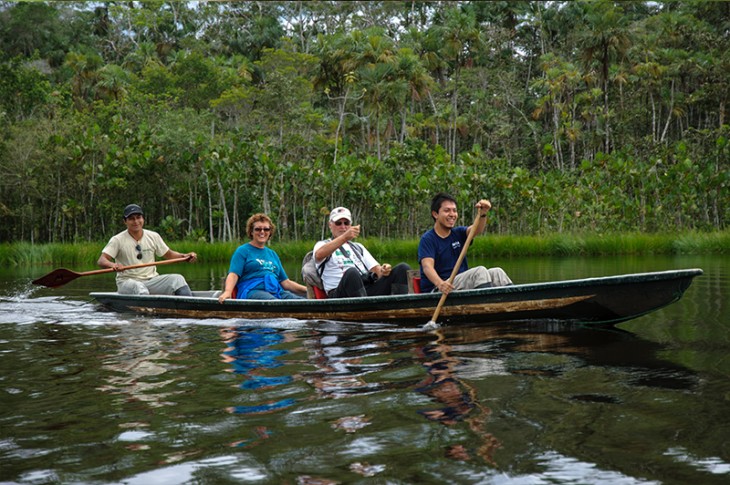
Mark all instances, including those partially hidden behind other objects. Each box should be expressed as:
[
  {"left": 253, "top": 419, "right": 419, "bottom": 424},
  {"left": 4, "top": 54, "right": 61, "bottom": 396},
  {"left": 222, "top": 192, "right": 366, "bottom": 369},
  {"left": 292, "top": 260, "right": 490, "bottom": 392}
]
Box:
[{"left": 90, "top": 269, "right": 702, "bottom": 326}]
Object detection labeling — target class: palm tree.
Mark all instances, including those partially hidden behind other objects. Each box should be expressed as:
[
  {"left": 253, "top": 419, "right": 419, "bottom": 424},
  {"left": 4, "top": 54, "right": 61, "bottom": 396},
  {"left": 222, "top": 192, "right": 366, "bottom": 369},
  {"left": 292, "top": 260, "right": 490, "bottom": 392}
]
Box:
[
  {"left": 432, "top": 6, "right": 485, "bottom": 162},
  {"left": 313, "top": 31, "right": 364, "bottom": 164},
  {"left": 96, "top": 64, "right": 131, "bottom": 101},
  {"left": 122, "top": 41, "right": 160, "bottom": 72},
  {"left": 393, "top": 47, "right": 433, "bottom": 143},
  {"left": 574, "top": 0, "right": 632, "bottom": 152},
  {"left": 64, "top": 51, "right": 103, "bottom": 107}
]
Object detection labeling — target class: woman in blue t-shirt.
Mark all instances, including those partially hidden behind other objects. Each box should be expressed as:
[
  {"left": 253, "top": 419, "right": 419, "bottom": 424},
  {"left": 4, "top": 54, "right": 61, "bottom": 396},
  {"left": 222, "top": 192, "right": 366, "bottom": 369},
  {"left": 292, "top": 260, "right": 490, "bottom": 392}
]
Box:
[{"left": 218, "top": 213, "right": 307, "bottom": 301}]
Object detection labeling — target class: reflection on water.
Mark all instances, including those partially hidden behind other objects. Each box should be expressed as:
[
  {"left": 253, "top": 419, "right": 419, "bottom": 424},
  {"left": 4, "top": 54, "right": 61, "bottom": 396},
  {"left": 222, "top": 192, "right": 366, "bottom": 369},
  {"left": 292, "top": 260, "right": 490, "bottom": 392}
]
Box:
[
  {"left": 97, "top": 323, "right": 190, "bottom": 408},
  {"left": 665, "top": 447, "right": 730, "bottom": 476},
  {"left": 220, "top": 326, "right": 296, "bottom": 415},
  {"left": 443, "top": 322, "right": 698, "bottom": 390},
  {"left": 414, "top": 329, "right": 501, "bottom": 465},
  {"left": 0, "top": 316, "right": 727, "bottom": 483},
  {"left": 1, "top": 254, "right": 729, "bottom": 484},
  {"left": 302, "top": 329, "right": 395, "bottom": 398}
]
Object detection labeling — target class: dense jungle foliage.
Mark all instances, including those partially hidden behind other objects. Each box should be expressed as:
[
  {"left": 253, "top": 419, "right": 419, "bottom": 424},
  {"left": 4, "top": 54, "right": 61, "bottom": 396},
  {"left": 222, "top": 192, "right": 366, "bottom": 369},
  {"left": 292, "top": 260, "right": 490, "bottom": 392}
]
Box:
[{"left": 0, "top": 1, "right": 728, "bottom": 244}]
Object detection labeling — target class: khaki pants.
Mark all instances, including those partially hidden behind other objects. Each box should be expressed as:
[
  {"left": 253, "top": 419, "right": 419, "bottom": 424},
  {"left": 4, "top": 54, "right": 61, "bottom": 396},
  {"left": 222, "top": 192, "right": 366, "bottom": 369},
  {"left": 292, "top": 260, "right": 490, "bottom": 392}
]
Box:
[
  {"left": 117, "top": 274, "right": 189, "bottom": 295},
  {"left": 453, "top": 266, "right": 512, "bottom": 290}
]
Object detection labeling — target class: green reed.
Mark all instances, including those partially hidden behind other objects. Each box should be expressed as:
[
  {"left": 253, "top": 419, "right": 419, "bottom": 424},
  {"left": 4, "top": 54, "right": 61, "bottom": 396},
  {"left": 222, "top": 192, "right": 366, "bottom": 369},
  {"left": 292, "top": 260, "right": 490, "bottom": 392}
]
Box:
[
  {"left": 1, "top": 231, "right": 727, "bottom": 267},
  {"left": 0, "top": 242, "right": 103, "bottom": 267}
]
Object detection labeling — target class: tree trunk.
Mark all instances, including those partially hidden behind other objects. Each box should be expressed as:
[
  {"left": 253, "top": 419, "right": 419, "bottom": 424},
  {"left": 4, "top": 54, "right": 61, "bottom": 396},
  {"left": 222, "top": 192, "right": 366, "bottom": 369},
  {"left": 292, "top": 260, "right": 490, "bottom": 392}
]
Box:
[
  {"left": 428, "top": 91, "right": 439, "bottom": 146},
  {"left": 203, "top": 167, "right": 214, "bottom": 243},
  {"left": 217, "top": 176, "right": 231, "bottom": 241},
  {"left": 450, "top": 73, "right": 459, "bottom": 162},
  {"left": 333, "top": 86, "right": 350, "bottom": 165},
  {"left": 660, "top": 80, "right": 675, "bottom": 143}
]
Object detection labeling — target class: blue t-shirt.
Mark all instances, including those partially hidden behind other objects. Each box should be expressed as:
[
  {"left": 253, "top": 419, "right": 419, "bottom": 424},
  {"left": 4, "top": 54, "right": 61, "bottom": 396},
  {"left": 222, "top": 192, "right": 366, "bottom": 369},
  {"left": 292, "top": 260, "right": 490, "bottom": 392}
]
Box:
[
  {"left": 228, "top": 243, "right": 289, "bottom": 297},
  {"left": 417, "top": 226, "right": 469, "bottom": 293}
]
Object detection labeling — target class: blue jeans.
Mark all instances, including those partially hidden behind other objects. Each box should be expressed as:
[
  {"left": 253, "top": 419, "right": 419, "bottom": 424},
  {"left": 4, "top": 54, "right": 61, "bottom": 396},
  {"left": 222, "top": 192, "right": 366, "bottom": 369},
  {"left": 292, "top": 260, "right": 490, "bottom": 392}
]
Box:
[{"left": 246, "top": 289, "right": 304, "bottom": 300}]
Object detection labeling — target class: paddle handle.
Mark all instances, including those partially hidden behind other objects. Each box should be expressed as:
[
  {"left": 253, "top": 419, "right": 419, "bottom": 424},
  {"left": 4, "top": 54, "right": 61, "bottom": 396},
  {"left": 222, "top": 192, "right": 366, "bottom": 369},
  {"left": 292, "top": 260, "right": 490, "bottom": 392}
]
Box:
[
  {"left": 89, "top": 256, "right": 191, "bottom": 276},
  {"left": 429, "top": 211, "right": 483, "bottom": 324}
]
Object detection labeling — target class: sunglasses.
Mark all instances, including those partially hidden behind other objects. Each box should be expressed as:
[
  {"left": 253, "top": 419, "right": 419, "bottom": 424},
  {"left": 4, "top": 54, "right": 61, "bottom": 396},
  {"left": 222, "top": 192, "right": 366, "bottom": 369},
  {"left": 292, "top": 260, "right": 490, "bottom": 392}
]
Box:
[
  {"left": 135, "top": 244, "right": 143, "bottom": 260},
  {"left": 253, "top": 227, "right": 271, "bottom": 233},
  {"left": 334, "top": 220, "right": 351, "bottom": 226}
]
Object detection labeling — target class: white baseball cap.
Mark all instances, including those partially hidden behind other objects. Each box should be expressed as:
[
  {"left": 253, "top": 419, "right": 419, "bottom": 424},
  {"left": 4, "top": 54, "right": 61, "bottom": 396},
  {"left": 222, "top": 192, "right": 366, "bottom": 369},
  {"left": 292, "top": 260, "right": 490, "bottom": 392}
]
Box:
[{"left": 329, "top": 207, "right": 352, "bottom": 223}]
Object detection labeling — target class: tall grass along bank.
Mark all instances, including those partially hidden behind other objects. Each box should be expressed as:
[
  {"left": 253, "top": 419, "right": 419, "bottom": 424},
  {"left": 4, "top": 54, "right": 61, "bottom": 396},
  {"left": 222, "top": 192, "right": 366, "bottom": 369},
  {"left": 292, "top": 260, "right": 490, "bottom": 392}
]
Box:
[{"left": 2, "top": 231, "right": 727, "bottom": 267}]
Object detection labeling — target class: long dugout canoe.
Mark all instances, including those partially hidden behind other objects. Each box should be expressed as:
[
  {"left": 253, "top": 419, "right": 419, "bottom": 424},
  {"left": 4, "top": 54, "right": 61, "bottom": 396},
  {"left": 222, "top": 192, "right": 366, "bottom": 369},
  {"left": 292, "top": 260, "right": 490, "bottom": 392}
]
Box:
[{"left": 90, "top": 269, "right": 703, "bottom": 326}]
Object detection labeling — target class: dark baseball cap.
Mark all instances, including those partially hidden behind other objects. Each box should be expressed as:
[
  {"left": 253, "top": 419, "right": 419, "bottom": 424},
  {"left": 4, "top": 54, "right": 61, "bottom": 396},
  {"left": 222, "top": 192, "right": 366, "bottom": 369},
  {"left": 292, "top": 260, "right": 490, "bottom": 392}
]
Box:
[{"left": 123, "top": 204, "right": 144, "bottom": 219}]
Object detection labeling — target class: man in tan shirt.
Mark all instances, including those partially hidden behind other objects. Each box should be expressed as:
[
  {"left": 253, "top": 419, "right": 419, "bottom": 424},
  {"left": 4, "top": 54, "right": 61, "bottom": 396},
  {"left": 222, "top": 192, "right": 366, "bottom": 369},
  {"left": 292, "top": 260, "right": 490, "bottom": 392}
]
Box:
[{"left": 97, "top": 204, "right": 197, "bottom": 295}]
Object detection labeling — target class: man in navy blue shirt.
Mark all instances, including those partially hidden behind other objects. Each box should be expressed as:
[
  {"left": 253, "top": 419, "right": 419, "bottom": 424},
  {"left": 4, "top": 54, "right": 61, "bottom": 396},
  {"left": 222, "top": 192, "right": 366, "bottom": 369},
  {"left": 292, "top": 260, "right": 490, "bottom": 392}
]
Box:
[{"left": 418, "top": 193, "right": 512, "bottom": 294}]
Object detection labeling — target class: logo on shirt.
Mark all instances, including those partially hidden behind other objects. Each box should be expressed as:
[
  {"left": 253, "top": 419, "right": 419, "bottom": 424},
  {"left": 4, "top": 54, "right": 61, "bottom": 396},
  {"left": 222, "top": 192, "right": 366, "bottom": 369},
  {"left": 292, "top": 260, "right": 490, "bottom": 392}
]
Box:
[
  {"left": 335, "top": 249, "right": 353, "bottom": 264},
  {"left": 452, "top": 241, "right": 461, "bottom": 250},
  {"left": 257, "top": 259, "right": 277, "bottom": 272}
]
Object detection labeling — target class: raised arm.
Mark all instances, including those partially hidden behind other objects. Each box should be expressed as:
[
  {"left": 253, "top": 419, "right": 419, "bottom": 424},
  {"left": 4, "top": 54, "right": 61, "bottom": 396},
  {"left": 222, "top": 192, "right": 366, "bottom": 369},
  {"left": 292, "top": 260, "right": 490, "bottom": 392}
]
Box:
[
  {"left": 314, "top": 225, "right": 361, "bottom": 261},
  {"left": 466, "top": 199, "right": 491, "bottom": 236}
]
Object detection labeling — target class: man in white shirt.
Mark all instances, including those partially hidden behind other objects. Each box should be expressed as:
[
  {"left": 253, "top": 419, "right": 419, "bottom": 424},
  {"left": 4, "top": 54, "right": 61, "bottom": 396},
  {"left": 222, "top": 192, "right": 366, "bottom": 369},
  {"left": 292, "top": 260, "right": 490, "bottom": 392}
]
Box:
[
  {"left": 97, "top": 204, "right": 197, "bottom": 295},
  {"left": 313, "top": 206, "right": 410, "bottom": 298}
]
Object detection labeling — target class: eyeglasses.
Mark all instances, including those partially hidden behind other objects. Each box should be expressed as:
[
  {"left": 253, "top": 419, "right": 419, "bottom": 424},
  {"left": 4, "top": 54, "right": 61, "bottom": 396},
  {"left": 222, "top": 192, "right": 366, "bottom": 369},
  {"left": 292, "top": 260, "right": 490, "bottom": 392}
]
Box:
[
  {"left": 135, "top": 244, "right": 143, "bottom": 260},
  {"left": 253, "top": 227, "right": 271, "bottom": 233},
  {"left": 334, "top": 220, "right": 351, "bottom": 226}
]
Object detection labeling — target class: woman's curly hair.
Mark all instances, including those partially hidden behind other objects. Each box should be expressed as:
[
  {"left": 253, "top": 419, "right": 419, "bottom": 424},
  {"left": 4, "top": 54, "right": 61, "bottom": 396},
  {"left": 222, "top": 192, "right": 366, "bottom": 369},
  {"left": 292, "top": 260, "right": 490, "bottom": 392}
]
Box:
[{"left": 246, "top": 213, "right": 276, "bottom": 240}]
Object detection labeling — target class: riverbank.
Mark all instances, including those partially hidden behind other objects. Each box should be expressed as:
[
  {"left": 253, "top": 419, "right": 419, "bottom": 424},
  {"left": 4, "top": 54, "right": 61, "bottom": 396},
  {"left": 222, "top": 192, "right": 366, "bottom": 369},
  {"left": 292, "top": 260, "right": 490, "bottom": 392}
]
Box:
[{"left": 2, "top": 231, "right": 728, "bottom": 267}]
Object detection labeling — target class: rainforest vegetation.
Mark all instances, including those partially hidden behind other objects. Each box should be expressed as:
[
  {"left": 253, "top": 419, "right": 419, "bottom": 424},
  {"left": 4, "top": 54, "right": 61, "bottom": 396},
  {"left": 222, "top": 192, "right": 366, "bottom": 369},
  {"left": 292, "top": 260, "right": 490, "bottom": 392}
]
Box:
[{"left": 0, "top": 1, "right": 728, "bottom": 244}]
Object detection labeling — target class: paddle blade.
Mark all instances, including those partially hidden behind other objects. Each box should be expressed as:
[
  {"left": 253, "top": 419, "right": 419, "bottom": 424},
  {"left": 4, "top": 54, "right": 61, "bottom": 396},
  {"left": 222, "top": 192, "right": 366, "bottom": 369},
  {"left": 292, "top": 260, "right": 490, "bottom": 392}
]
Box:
[{"left": 32, "top": 268, "right": 81, "bottom": 288}]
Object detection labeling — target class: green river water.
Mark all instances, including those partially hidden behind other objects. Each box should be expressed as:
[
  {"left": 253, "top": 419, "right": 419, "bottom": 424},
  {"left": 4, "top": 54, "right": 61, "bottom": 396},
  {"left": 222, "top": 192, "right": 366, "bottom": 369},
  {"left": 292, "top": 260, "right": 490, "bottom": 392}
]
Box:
[{"left": 0, "top": 255, "right": 727, "bottom": 484}]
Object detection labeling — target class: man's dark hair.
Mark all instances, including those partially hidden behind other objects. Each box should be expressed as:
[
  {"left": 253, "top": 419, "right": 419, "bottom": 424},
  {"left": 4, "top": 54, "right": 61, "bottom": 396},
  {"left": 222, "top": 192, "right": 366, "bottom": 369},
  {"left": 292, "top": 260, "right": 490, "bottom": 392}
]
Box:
[{"left": 430, "top": 192, "right": 457, "bottom": 220}]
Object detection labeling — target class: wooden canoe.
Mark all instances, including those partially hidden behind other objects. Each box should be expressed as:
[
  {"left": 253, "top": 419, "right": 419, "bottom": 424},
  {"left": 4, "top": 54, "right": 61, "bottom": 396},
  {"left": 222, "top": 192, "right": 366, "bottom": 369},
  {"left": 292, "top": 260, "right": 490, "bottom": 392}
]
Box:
[{"left": 89, "top": 269, "right": 702, "bottom": 326}]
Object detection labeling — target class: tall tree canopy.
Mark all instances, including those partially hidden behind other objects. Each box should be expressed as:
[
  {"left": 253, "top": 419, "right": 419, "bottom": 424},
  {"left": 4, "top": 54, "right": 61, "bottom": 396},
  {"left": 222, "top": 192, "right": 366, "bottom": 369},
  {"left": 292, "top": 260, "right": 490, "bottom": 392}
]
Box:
[{"left": 0, "top": 1, "right": 727, "bottom": 243}]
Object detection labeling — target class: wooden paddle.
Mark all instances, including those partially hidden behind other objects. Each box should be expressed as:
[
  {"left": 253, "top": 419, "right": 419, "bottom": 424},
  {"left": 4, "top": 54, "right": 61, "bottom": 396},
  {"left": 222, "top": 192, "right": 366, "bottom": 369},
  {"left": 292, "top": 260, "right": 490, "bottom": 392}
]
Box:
[
  {"left": 426, "top": 210, "right": 483, "bottom": 328},
  {"left": 32, "top": 257, "right": 191, "bottom": 288}
]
